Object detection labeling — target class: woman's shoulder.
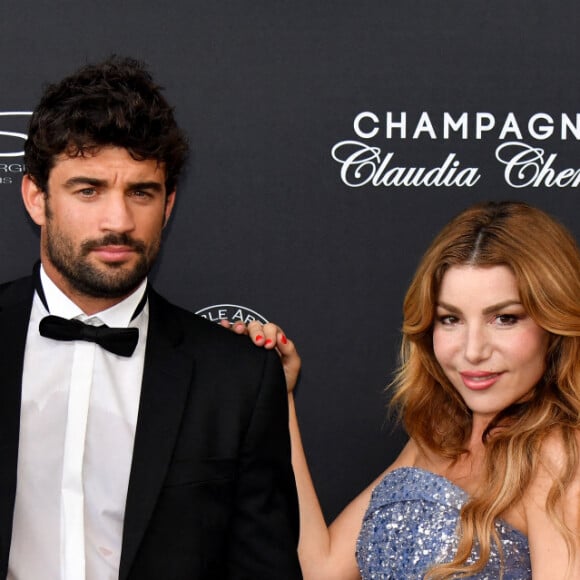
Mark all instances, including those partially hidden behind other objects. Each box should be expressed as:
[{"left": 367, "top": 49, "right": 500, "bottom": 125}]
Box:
[
  {"left": 523, "top": 428, "right": 580, "bottom": 577},
  {"left": 523, "top": 427, "right": 580, "bottom": 524},
  {"left": 534, "top": 427, "right": 580, "bottom": 482}
]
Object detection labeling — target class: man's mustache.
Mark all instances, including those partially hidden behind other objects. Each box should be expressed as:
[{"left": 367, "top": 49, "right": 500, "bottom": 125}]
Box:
[{"left": 80, "top": 234, "right": 146, "bottom": 255}]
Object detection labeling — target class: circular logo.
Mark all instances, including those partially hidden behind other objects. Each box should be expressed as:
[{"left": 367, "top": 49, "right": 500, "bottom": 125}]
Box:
[
  {"left": 195, "top": 303, "right": 269, "bottom": 325},
  {"left": 0, "top": 112, "right": 32, "bottom": 158}
]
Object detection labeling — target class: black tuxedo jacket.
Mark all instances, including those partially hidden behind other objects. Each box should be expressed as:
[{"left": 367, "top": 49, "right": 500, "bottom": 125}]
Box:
[{"left": 0, "top": 274, "right": 301, "bottom": 579}]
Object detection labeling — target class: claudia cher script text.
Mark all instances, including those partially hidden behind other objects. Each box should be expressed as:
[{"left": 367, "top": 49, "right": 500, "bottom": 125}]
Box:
[{"left": 331, "top": 140, "right": 580, "bottom": 188}]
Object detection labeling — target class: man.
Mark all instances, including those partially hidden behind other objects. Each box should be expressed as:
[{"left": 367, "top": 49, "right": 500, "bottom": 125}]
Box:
[{"left": 0, "top": 57, "right": 301, "bottom": 579}]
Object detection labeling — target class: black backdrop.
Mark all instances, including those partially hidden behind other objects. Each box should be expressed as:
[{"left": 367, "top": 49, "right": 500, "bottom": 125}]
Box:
[{"left": 1, "top": 0, "right": 579, "bottom": 521}]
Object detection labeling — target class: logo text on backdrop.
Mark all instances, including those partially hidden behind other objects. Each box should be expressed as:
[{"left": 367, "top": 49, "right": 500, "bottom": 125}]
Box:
[
  {"left": 331, "top": 112, "right": 580, "bottom": 188},
  {"left": 0, "top": 112, "right": 32, "bottom": 185},
  {"left": 195, "top": 304, "right": 268, "bottom": 325}
]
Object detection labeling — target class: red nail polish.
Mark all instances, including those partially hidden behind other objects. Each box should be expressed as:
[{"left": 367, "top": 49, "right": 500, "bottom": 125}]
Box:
[
  {"left": 264, "top": 339, "right": 273, "bottom": 346},
  {"left": 255, "top": 335, "right": 263, "bottom": 341},
  {"left": 281, "top": 335, "right": 288, "bottom": 344}
]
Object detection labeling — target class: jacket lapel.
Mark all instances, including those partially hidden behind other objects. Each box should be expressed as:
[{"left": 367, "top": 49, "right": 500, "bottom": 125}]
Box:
[
  {"left": 119, "top": 290, "right": 196, "bottom": 580},
  {"left": 0, "top": 277, "right": 34, "bottom": 575}
]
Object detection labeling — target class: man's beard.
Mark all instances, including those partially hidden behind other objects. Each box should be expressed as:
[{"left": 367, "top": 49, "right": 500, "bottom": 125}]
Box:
[{"left": 44, "top": 226, "right": 160, "bottom": 299}]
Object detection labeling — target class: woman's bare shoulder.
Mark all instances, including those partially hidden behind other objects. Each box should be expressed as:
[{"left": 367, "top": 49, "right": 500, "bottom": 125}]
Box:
[
  {"left": 534, "top": 427, "right": 580, "bottom": 481},
  {"left": 525, "top": 428, "right": 580, "bottom": 578}
]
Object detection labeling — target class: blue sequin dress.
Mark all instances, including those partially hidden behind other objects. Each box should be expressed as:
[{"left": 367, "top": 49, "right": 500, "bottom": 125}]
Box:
[{"left": 356, "top": 467, "right": 531, "bottom": 579}]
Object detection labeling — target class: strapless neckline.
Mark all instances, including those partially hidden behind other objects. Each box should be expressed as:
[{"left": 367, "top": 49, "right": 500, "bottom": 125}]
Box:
[
  {"left": 381, "top": 466, "right": 527, "bottom": 540},
  {"left": 356, "top": 464, "right": 532, "bottom": 579}
]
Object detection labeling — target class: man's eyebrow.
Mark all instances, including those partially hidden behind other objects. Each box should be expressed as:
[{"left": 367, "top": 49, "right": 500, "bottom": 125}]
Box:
[
  {"left": 63, "top": 176, "right": 106, "bottom": 188},
  {"left": 127, "top": 181, "right": 164, "bottom": 192},
  {"left": 61, "top": 177, "right": 164, "bottom": 192}
]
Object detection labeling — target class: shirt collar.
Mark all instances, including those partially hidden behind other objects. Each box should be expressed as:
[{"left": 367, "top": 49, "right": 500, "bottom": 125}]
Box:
[{"left": 39, "top": 265, "right": 148, "bottom": 328}]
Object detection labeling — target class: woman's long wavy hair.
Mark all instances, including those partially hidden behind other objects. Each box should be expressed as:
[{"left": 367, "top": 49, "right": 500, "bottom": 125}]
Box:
[{"left": 391, "top": 201, "right": 580, "bottom": 578}]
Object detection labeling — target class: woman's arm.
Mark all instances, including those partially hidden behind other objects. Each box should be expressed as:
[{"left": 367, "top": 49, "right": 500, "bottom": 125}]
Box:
[
  {"left": 226, "top": 321, "right": 376, "bottom": 579},
  {"left": 288, "top": 387, "right": 384, "bottom": 579}
]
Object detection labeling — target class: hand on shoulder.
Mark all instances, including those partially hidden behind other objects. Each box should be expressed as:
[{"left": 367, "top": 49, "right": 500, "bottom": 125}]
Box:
[{"left": 220, "top": 320, "right": 301, "bottom": 393}]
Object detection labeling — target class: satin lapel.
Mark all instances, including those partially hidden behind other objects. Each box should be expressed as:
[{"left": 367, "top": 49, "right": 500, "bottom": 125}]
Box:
[
  {"left": 0, "top": 277, "right": 33, "bottom": 574},
  {"left": 119, "top": 291, "right": 195, "bottom": 580}
]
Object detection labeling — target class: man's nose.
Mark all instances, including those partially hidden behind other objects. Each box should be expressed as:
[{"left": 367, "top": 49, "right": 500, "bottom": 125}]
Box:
[{"left": 100, "top": 194, "right": 135, "bottom": 233}]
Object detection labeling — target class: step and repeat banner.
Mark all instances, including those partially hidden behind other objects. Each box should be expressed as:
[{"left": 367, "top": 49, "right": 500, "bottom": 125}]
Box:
[{"left": 1, "top": 1, "right": 579, "bottom": 520}]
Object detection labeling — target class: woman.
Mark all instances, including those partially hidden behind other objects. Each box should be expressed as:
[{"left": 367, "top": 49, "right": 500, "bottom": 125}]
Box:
[{"left": 228, "top": 201, "right": 580, "bottom": 579}]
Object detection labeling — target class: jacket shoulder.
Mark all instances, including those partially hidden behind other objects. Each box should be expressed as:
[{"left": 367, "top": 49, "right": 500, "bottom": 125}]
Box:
[
  {"left": 0, "top": 275, "right": 34, "bottom": 309},
  {"left": 148, "top": 289, "right": 277, "bottom": 360}
]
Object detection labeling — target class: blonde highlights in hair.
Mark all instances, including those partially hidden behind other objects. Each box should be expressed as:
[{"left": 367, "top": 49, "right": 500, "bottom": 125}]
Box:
[{"left": 391, "top": 201, "right": 580, "bottom": 577}]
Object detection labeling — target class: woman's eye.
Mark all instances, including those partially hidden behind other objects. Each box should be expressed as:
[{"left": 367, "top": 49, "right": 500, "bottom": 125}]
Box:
[
  {"left": 496, "top": 314, "right": 519, "bottom": 326},
  {"left": 438, "top": 315, "right": 458, "bottom": 325}
]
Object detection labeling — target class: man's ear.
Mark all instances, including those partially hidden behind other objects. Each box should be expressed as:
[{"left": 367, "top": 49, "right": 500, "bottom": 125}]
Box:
[
  {"left": 163, "top": 190, "right": 176, "bottom": 227},
  {"left": 21, "top": 175, "right": 47, "bottom": 226}
]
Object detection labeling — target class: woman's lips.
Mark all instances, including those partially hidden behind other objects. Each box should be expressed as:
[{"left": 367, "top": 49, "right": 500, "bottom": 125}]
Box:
[{"left": 459, "top": 371, "right": 503, "bottom": 391}]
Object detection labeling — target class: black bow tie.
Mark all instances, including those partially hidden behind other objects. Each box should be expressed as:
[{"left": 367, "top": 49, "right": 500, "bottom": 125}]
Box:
[{"left": 39, "top": 316, "right": 139, "bottom": 357}]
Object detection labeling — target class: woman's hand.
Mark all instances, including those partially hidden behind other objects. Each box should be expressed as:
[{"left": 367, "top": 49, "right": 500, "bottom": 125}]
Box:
[{"left": 221, "top": 320, "right": 301, "bottom": 393}]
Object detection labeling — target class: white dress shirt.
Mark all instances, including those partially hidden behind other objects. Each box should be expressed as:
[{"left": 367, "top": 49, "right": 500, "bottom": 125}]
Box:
[{"left": 7, "top": 267, "right": 149, "bottom": 580}]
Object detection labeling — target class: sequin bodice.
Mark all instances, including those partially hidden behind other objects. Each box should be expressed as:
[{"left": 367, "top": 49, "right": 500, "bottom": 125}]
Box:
[{"left": 356, "top": 467, "right": 531, "bottom": 579}]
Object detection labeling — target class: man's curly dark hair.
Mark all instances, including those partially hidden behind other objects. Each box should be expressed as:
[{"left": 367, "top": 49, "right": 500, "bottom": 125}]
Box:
[{"left": 24, "top": 56, "right": 189, "bottom": 195}]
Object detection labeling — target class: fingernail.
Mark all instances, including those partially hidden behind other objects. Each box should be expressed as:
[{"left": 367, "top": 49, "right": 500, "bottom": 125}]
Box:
[
  {"left": 264, "top": 339, "right": 273, "bottom": 346},
  {"left": 255, "top": 335, "right": 263, "bottom": 342},
  {"left": 281, "top": 335, "right": 288, "bottom": 344}
]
